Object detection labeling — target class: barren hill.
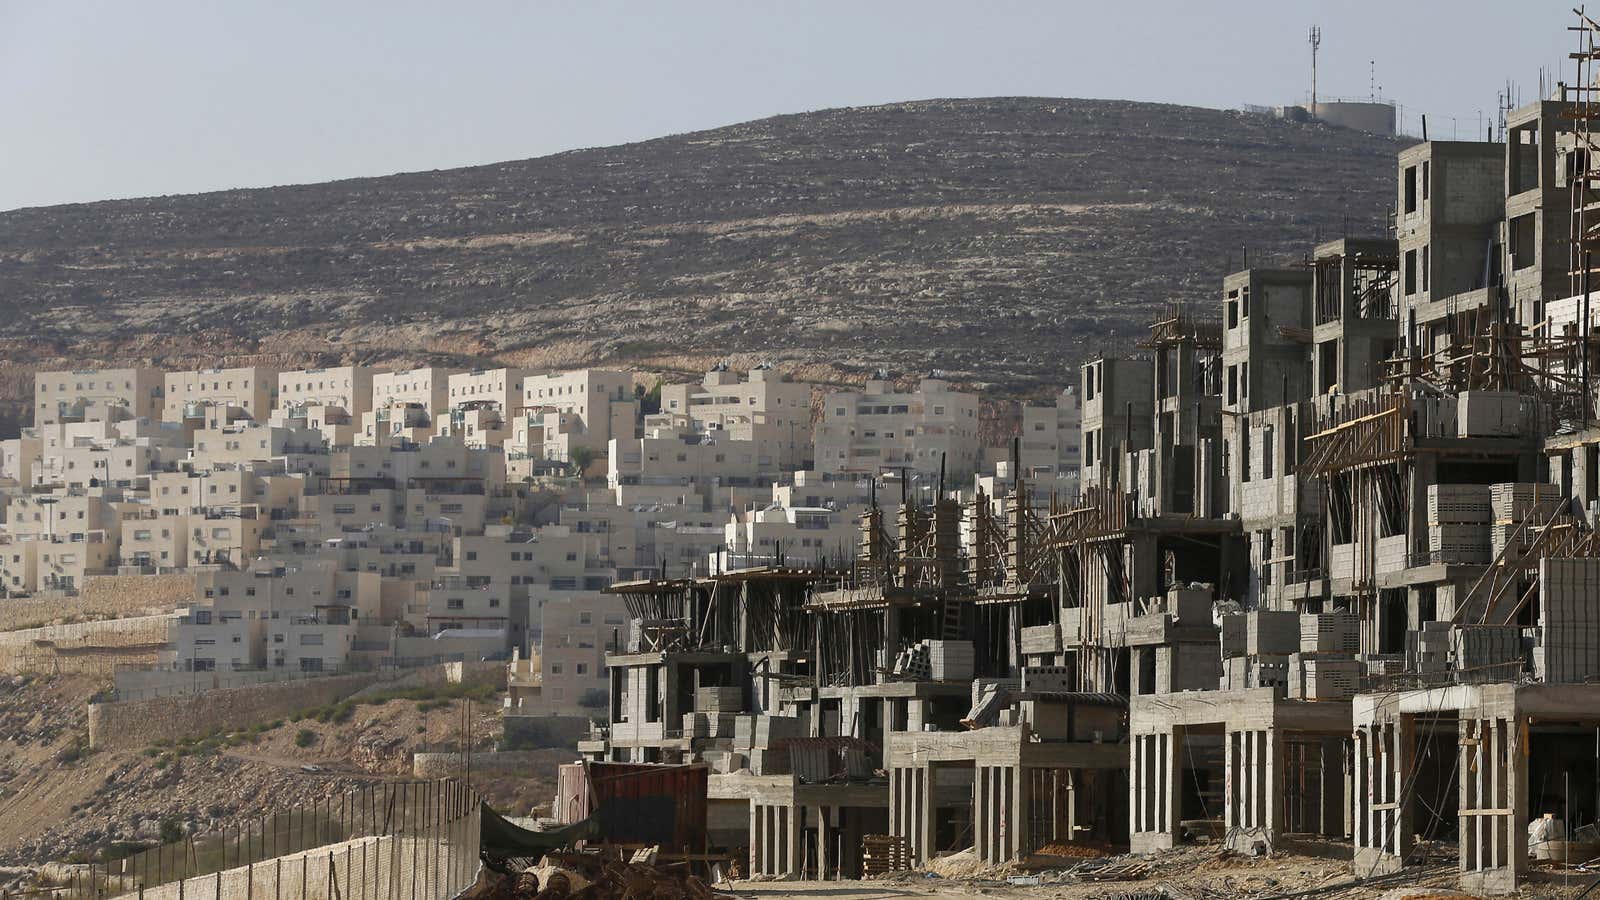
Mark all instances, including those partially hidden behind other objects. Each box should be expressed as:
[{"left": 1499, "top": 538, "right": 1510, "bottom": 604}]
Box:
[{"left": 0, "top": 97, "right": 1407, "bottom": 431}]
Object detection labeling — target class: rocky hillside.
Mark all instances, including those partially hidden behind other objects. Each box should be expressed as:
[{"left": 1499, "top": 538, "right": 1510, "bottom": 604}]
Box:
[{"left": 0, "top": 98, "right": 1407, "bottom": 431}]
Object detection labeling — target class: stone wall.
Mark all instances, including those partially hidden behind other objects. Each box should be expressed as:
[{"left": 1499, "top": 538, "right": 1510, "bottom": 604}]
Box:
[
  {"left": 87, "top": 660, "right": 496, "bottom": 750},
  {"left": 502, "top": 714, "right": 593, "bottom": 749},
  {"left": 0, "top": 613, "right": 174, "bottom": 675},
  {"left": 0, "top": 573, "right": 194, "bottom": 632},
  {"left": 412, "top": 749, "right": 560, "bottom": 779}
]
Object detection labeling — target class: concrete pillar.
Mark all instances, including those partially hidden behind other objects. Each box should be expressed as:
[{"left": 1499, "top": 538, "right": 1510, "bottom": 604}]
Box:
[
  {"left": 749, "top": 802, "right": 764, "bottom": 877},
  {"left": 786, "top": 803, "right": 801, "bottom": 878},
  {"left": 1460, "top": 715, "right": 1529, "bottom": 896},
  {"left": 816, "top": 805, "right": 829, "bottom": 880},
  {"left": 1013, "top": 764, "right": 1030, "bottom": 859},
  {"left": 1352, "top": 718, "right": 1411, "bottom": 877},
  {"left": 1130, "top": 730, "right": 1179, "bottom": 852},
  {"left": 974, "top": 765, "right": 989, "bottom": 863},
  {"left": 768, "top": 804, "right": 779, "bottom": 877}
]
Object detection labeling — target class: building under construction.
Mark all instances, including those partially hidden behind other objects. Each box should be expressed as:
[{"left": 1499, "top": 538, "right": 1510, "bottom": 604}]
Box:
[{"left": 573, "top": 17, "right": 1600, "bottom": 894}]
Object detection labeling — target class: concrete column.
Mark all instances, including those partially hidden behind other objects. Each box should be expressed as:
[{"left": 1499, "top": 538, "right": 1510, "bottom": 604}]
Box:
[
  {"left": 1460, "top": 715, "right": 1529, "bottom": 896},
  {"left": 816, "top": 805, "right": 829, "bottom": 880},
  {"left": 974, "top": 765, "right": 989, "bottom": 863},
  {"left": 749, "top": 802, "right": 763, "bottom": 877},
  {"left": 1265, "top": 727, "right": 1284, "bottom": 844},
  {"left": 1353, "top": 718, "right": 1410, "bottom": 877},
  {"left": 921, "top": 766, "right": 936, "bottom": 864},
  {"left": 768, "top": 800, "right": 780, "bottom": 871},
  {"left": 786, "top": 803, "right": 801, "bottom": 878},
  {"left": 1014, "top": 765, "right": 1030, "bottom": 859}
]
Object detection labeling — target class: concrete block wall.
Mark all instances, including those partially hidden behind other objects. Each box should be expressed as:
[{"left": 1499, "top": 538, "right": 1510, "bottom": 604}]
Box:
[{"left": 1536, "top": 558, "right": 1600, "bottom": 683}]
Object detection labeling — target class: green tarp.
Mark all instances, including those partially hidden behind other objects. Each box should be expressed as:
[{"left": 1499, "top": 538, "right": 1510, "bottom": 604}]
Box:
[{"left": 480, "top": 802, "right": 600, "bottom": 858}]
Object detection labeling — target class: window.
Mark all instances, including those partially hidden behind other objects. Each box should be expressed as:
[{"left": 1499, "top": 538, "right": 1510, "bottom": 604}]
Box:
[
  {"left": 1404, "top": 165, "right": 1417, "bottom": 213},
  {"left": 299, "top": 633, "right": 324, "bottom": 646},
  {"left": 1403, "top": 249, "right": 1417, "bottom": 295},
  {"left": 447, "top": 598, "right": 465, "bottom": 609}
]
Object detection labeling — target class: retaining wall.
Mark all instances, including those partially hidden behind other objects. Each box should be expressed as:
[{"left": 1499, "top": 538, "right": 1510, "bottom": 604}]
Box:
[
  {"left": 412, "top": 749, "right": 558, "bottom": 779},
  {"left": 0, "top": 573, "right": 194, "bottom": 631},
  {"left": 88, "top": 660, "right": 503, "bottom": 750},
  {"left": 0, "top": 613, "right": 174, "bottom": 675}
]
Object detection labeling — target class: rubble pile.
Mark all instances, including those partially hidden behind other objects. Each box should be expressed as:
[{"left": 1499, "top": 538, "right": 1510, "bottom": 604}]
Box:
[{"left": 469, "top": 852, "right": 721, "bottom": 900}]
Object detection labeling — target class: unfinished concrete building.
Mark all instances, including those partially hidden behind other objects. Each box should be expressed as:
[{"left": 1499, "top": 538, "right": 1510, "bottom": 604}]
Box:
[{"left": 574, "top": 23, "right": 1600, "bottom": 892}]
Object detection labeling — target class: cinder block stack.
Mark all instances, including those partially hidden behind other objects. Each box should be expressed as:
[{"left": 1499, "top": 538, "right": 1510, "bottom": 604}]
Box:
[
  {"left": 1534, "top": 558, "right": 1600, "bottom": 683},
  {"left": 1217, "top": 611, "right": 1298, "bottom": 697},
  {"left": 1491, "top": 482, "right": 1564, "bottom": 525},
  {"left": 1245, "top": 610, "right": 1300, "bottom": 656},
  {"left": 1299, "top": 613, "right": 1359, "bottom": 654},
  {"left": 694, "top": 685, "right": 743, "bottom": 714},
  {"left": 923, "top": 640, "right": 975, "bottom": 681},
  {"left": 1427, "top": 484, "right": 1492, "bottom": 525},
  {"left": 1406, "top": 621, "right": 1452, "bottom": 673},
  {"left": 1427, "top": 484, "right": 1493, "bottom": 563},
  {"left": 1287, "top": 656, "right": 1362, "bottom": 700},
  {"left": 1452, "top": 624, "right": 1525, "bottom": 681}
]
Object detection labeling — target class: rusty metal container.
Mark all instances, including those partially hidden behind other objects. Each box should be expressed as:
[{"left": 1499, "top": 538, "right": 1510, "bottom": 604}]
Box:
[{"left": 555, "top": 761, "right": 708, "bottom": 851}]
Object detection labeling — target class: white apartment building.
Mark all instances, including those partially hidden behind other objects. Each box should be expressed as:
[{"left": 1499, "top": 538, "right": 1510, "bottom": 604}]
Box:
[
  {"left": 0, "top": 436, "right": 41, "bottom": 487},
  {"left": 814, "top": 376, "right": 981, "bottom": 480},
  {"left": 516, "top": 369, "right": 638, "bottom": 463},
  {"left": 660, "top": 365, "right": 814, "bottom": 470},
  {"left": 506, "top": 593, "right": 628, "bottom": 716},
  {"left": 169, "top": 562, "right": 381, "bottom": 672},
  {"left": 1018, "top": 386, "right": 1082, "bottom": 481},
  {"left": 608, "top": 423, "right": 774, "bottom": 511},
  {"left": 371, "top": 368, "right": 457, "bottom": 418},
  {"left": 163, "top": 366, "right": 279, "bottom": 424},
  {"left": 448, "top": 368, "right": 532, "bottom": 416},
  {"left": 274, "top": 366, "right": 375, "bottom": 446},
  {"left": 717, "top": 504, "right": 859, "bottom": 572},
  {"left": 190, "top": 422, "right": 329, "bottom": 476},
  {"left": 34, "top": 368, "right": 163, "bottom": 425},
  {"left": 277, "top": 366, "right": 376, "bottom": 421}
]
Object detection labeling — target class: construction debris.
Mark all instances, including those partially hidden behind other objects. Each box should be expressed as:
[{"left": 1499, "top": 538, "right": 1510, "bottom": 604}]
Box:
[{"left": 465, "top": 851, "right": 722, "bottom": 900}]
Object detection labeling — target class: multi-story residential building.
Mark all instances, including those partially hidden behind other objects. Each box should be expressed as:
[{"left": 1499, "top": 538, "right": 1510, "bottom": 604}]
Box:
[
  {"left": 276, "top": 366, "right": 375, "bottom": 421},
  {"left": 660, "top": 364, "right": 815, "bottom": 471},
  {"left": 447, "top": 367, "right": 532, "bottom": 416},
  {"left": 1018, "top": 387, "right": 1081, "bottom": 482},
  {"left": 717, "top": 504, "right": 858, "bottom": 571},
  {"left": 34, "top": 367, "right": 164, "bottom": 425},
  {"left": 515, "top": 369, "right": 638, "bottom": 464},
  {"left": 505, "top": 593, "right": 629, "bottom": 717},
  {"left": 273, "top": 366, "right": 375, "bottom": 446},
  {"left": 370, "top": 368, "right": 457, "bottom": 418},
  {"left": 608, "top": 422, "right": 774, "bottom": 511},
  {"left": 814, "top": 375, "right": 980, "bottom": 480},
  {"left": 163, "top": 366, "right": 279, "bottom": 425}
]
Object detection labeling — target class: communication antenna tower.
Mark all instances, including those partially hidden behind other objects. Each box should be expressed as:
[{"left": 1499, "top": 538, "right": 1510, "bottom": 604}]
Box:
[{"left": 1309, "top": 25, "right": 1322, "bottom": 112}]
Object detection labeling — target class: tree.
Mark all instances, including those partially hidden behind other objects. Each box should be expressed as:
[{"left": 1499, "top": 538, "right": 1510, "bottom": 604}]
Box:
[
  {"left": 569, "top": 445, "right": 596, "bottom": 475},
  {"left": 638, "top": 379, "right": 664, "bottom": 416}
]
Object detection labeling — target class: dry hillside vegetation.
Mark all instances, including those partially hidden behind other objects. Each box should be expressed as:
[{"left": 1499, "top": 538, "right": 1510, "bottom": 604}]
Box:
[{"left": 0, "top": 98, "right": 1404, "bottom": 432}]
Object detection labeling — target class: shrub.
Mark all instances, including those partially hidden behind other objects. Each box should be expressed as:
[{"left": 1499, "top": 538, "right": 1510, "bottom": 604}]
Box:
[
  {"left": 158, "top": 819, "right": 184, "bottom": 844},
  {"left": 294, "top": 729, "right": 318, "bottom": 748}
]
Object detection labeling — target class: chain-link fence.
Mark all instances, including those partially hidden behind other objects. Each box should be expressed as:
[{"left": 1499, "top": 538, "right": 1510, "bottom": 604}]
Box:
[{"left": 15, "top": 779, "right": 481, "bottom": 899}]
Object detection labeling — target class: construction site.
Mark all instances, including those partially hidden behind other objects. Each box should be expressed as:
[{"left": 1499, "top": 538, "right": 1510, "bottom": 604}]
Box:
[{"left": 542, "top": 15, "right": 1600, "bottom": 897}]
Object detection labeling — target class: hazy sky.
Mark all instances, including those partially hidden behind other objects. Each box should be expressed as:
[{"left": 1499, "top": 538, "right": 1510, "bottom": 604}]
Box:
[{"left": 0, "top": 1, "right": 1578, "bottom": 211}]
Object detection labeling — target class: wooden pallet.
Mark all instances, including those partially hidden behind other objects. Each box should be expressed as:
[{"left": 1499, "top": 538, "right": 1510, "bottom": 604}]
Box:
[
  {"left": 861, "top": 834, "right": 912, "bottom": 876},
  {"left": 1071, "top": 861, "right": 1153, "bottom": 881}
]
